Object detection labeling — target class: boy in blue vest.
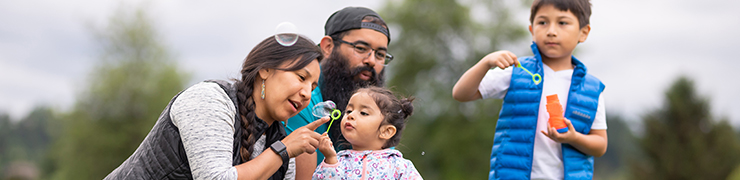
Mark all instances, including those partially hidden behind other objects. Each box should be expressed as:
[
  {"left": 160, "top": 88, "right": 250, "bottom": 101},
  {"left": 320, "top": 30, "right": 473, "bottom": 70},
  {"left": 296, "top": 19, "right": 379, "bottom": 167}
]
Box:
[{"left": 452, "top": 0, "right": 606, "bottom": 179}]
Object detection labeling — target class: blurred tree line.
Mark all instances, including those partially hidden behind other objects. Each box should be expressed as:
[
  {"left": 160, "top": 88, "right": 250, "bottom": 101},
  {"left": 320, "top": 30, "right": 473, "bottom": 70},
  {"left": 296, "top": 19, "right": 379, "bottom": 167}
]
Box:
[
  {"left": 0, "top": 5, "right": 189, "bottom": 180},
  {"left": 2, "top": 0, "right": 740, "bottom": 180},
  {"left": 41, "top": 5, "right": 190, "bottom": 180}
]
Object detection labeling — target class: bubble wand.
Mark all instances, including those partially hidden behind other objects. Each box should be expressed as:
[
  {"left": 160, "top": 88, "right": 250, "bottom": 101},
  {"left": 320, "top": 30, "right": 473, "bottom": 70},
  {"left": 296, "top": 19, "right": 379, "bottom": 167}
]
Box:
[
  {"left": 516, "top": 64, "right": 542, "bottom": 85},
  {"left": 312, "top": 100, "right": 342, "bottom": 135}
]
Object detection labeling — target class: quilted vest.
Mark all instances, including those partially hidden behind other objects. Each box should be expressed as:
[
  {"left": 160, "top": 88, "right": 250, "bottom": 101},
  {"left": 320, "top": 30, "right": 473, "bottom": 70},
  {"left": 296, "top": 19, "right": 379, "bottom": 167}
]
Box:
[
  {"left": 489, "top": 43, "right": 605, "bottom": 180},
  {"left": 105, "top": 80, "right": 287, "bottom": 180}
]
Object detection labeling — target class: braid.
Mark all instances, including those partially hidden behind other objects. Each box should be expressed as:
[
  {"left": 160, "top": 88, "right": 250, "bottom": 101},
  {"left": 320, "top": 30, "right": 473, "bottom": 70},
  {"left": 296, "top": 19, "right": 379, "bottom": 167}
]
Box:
[{"left": 236, "top": 70, "right": 259, "bottom": 161}]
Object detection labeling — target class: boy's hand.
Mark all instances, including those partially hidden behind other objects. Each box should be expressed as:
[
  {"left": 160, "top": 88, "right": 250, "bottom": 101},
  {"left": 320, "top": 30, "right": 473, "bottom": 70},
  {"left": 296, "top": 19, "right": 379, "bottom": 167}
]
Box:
[
  {"left": 541, "top": 118, "right": 579, "bottom": 143},
  {"left": 482, "top": 50, "right": 519, "bottom": 69},
  {"left": 541, "top": 119, "right": 609, "bottom": 157},
  {"left": 318, "top": 132, "right": 338, "bottom": 164}
]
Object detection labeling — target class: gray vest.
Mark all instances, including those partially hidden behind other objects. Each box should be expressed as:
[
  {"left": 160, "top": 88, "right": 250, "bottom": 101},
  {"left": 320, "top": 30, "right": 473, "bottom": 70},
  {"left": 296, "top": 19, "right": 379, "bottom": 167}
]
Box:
[{"left": 104, "top": 80, "right": 287, "bottom": 180}]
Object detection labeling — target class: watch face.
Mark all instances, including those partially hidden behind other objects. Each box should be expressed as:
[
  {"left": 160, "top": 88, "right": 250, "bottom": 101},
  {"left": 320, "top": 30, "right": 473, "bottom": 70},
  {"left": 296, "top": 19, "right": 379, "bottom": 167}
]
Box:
[
  {"left": 272, "top": 141, "right": 286, "bottom": 152},
  {"left": 271, "top": 141, "right": 289, "bottom": 163}
]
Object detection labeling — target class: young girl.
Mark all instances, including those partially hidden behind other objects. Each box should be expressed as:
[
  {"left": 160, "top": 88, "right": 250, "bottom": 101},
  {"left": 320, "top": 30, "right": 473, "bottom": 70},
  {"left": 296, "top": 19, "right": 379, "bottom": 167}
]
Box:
[{"left": 312, "top": 87, "right": 422, "bottom": 179}]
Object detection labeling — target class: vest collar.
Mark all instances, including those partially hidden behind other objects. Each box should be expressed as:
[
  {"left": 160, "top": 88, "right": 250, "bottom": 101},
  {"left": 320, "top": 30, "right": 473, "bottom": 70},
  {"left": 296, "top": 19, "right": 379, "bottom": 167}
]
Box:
[{"left": 529, "top": 42, "right": 588, "bottom": 89}]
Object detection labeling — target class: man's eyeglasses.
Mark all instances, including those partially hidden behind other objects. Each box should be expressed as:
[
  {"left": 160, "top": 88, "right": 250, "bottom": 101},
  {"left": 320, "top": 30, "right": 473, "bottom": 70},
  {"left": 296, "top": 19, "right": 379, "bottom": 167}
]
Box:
[{"left": 336, "top": 39, "right": 394, "bottom": 65}]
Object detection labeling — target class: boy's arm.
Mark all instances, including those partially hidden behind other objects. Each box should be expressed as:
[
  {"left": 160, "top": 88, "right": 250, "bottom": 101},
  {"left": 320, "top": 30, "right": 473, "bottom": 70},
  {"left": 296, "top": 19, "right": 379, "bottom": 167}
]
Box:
[
  {"left": 453, "top": 50, "right": 518, "bottom": 102},
  {"left": 542, "top": 120, "right": 608, "bottom": 157}
]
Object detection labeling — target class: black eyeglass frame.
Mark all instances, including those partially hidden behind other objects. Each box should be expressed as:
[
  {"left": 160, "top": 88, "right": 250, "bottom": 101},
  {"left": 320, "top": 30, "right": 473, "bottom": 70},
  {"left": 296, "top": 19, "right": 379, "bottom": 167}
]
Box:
[{"left": 335, "top": 39, "right": 394, "bottom": 65}]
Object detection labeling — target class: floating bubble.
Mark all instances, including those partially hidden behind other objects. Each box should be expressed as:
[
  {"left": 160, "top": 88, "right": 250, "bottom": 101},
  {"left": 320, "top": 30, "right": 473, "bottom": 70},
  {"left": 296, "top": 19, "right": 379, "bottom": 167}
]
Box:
[
  {"left": 421, "top": 151, "right": 425, "bottom": 156},
  {"left": 274, "top": 22, "right": 298, "bottom": 46},
  {"left": 312, "top": 100, "right": 337, "bottom": 118},
  {"left": 313, "top": 100, "right": 342, "bottom": 135}
]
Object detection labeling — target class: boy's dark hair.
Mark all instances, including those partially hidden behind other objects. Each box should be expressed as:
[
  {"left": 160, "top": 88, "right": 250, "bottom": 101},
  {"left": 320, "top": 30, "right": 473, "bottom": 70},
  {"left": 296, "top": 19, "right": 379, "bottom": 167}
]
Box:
[
  {"left": 530, "top": 0, "right": 592, "bottom": 28},
  {"left": 355, "top": 87, "right": 414, "bottom": 149}
]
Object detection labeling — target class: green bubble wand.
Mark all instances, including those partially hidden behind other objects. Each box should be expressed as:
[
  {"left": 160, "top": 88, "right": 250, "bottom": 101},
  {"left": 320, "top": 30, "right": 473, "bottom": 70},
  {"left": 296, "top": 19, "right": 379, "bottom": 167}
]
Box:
[
  {"left": 516, "top": 64, "right": 542, "bottom": 85},
  {"left": 312, "top": 100, "right": 342, "bottom": 135}
]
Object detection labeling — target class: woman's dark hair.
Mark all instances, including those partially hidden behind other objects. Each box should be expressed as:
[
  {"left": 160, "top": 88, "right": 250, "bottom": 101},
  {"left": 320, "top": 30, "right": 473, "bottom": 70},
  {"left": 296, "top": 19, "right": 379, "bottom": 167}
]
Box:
[
  {"left": 354, "top": 86, "right": 414, "bottom": 149},
  {"left": 235, "top": 35, "right": 323, "bottom": 161}
]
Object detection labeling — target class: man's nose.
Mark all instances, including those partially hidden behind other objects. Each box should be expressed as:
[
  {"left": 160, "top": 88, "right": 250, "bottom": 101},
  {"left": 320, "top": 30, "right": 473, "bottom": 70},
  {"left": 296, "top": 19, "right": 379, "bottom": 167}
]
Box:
[{"left": 362, "top": 51, "right": 377, "bottom": 67}]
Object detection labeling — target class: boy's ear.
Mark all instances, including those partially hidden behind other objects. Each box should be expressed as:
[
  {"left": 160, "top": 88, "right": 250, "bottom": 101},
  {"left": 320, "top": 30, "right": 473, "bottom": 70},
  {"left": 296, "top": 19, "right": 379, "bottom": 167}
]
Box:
[
  {"left": 578, "top": 24, "right": 591, "bottom": 43},
  {"left": 528, "top": 25, "right": 533, "bottom": 36},
  {"left": 320, "top": 36, "right": 334, "bottom": 58},
  {"left": 378, "top": 124, "right": 397, "bottom": 140}
]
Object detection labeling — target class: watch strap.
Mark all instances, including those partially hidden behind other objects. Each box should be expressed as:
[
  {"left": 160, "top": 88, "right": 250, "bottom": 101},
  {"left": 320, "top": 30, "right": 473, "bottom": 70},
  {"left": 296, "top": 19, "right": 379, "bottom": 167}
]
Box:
[{"left": 270, "top": 141, "right": 289, "bottom": 164}]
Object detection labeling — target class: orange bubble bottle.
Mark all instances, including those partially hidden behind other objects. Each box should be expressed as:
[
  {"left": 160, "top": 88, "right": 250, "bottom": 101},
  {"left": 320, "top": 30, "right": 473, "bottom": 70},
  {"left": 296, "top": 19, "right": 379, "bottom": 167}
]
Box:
[{"left": 546, "top": 94, "right": 568, "bottom": 133}]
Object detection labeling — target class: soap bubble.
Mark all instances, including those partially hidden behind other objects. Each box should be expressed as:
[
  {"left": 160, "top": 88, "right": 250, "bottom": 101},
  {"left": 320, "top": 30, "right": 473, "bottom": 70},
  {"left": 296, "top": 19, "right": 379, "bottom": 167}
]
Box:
[
  {"left": 312, "top": 100, "right": 337, "bottom": 118},
  {"left": 274, "top": 22, "right": 298, "bottom": 46}
]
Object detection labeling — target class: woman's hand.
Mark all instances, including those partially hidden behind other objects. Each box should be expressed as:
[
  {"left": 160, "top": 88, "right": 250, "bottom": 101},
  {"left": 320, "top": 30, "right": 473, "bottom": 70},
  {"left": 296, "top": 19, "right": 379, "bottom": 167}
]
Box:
[
  {"left": 318, "top": 132, "right": 338, "bottom": 164},
  {"left": 282, "top": 117, "right": 330, "bottom": 158}
]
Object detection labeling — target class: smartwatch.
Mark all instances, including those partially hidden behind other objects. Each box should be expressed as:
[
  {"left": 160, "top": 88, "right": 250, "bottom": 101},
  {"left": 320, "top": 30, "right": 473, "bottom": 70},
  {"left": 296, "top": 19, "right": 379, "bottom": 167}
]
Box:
[{"left": 270, "top": 141, "right": 289, "bottom": 164}]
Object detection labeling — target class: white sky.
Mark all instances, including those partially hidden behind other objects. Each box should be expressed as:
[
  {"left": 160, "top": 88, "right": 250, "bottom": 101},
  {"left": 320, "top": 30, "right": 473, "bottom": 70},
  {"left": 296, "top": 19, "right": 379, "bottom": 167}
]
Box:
[{"left": 1, "top": 0, "right": 738, "bottom": 128}]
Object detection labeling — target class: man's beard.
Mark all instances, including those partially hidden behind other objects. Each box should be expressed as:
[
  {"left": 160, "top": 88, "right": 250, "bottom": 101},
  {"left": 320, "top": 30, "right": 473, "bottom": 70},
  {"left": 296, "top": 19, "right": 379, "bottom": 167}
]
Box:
[
  {"left": 320, "top": 50, "right": 385, "bottom": 112},
  {"left": 320, "top": 49, "right": 384, "bottom": 150}
]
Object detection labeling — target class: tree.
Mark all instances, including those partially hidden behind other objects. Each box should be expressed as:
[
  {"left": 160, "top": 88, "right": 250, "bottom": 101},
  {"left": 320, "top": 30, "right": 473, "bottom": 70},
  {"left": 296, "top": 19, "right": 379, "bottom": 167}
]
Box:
[
  {"left": 594, "top": 114, "right": 637, "bottom": 180},
  {"left": 46, "top": 4, "right": 190, "bottom": 180},
  {"left": 0, "top": 112, "right": 11, "bottom": 178},
  {"left": 12, "top": 107, "right": 56, "bottom": 163},
  {"left": 379, "top": 0, "right": 530, "bottom": 179},
  {"left": 630, "top": 76, "right": 740, "bottom": 180},
  {"left": 0, "top": 107, "right": 57, "bottom": 180}
]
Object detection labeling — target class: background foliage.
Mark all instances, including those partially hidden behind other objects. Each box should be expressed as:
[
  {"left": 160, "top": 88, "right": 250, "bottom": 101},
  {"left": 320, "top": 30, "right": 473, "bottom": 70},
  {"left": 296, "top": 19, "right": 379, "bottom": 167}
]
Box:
[
  {"left": 1, "top": 1, "right": 740, "bottom": 180},
  {"left": 43, "top": 5, "right": 189, "bottom": 180}
]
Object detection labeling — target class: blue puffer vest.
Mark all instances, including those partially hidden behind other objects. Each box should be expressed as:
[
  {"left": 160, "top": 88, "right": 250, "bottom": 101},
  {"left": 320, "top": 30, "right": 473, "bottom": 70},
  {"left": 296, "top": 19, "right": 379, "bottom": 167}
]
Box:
[{"left": 489, "top": 43, "right": 605, "bottom": 180}]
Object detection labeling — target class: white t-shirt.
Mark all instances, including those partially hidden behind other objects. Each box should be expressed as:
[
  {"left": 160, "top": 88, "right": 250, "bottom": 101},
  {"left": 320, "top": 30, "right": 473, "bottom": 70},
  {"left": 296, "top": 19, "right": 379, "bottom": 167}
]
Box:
[{"left": 478, "top": 64, "right": 606, "bottom": 180}]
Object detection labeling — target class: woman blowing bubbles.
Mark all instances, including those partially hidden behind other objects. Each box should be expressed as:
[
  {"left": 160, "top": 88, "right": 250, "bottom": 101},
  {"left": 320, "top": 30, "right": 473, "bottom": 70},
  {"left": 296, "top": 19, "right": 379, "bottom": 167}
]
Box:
[{"left": 105, "top": 35, "right": 329, "bottom": 180}]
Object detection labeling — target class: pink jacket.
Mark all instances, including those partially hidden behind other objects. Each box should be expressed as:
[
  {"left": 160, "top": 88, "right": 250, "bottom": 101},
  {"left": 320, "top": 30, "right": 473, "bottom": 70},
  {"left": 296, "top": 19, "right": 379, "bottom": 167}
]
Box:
[{"left": 312, "top": 149, "right": 422, "bottom": 180}]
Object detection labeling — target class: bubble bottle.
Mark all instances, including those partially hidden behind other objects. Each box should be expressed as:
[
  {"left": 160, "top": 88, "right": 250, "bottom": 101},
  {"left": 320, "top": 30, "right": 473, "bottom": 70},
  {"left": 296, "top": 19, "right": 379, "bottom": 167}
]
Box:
[
  {"left": 312, "top": 100, "right": 342, "bottom": 135},
  {"left": 545, "top": 94, "right": 568, "bottom": 133}
]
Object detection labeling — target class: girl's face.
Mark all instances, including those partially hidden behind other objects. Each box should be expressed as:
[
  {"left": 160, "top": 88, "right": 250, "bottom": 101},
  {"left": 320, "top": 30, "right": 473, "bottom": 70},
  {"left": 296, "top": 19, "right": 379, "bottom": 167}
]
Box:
[
  {"left": 340, "top": 91, "right": 390, "bottom": 151},
  {"left": 256, "top": 59, "right": 321, "bottom": 124}
]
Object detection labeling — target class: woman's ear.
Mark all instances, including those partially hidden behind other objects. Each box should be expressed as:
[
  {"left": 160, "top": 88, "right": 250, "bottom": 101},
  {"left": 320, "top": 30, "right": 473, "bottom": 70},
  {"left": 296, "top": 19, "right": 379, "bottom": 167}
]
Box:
[
  {"left": 378, "top": 125, "right": 397, "bottom": 140},
  {"left": 258, "top": 68, "right": 271, "bottom": 80}
]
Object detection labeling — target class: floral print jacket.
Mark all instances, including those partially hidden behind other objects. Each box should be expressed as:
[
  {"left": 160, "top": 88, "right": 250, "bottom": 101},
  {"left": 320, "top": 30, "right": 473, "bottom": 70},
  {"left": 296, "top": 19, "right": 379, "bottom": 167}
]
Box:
[{"left": 312, "top": 149, "right": 422, "bottom": 180}]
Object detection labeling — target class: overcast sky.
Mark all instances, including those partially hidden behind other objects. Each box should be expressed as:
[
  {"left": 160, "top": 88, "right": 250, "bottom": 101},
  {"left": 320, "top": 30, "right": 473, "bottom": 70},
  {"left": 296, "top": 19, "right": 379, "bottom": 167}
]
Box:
[{"left": 1, "top": 0, "right": 738, "bottom": 128}]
